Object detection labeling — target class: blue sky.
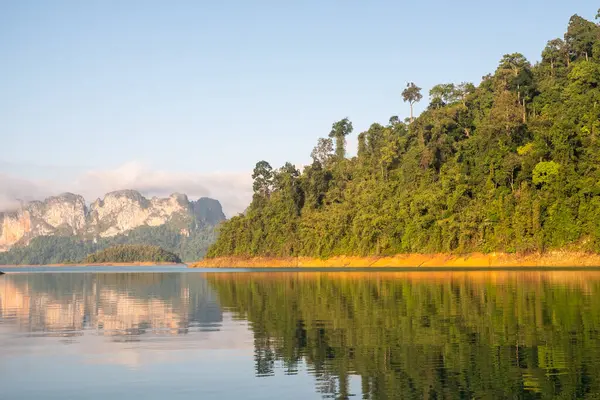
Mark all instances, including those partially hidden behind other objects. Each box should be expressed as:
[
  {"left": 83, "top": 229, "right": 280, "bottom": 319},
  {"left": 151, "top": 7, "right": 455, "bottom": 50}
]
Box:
[{"left": 0, "top": 0, "right": 598, "bottom": 213}]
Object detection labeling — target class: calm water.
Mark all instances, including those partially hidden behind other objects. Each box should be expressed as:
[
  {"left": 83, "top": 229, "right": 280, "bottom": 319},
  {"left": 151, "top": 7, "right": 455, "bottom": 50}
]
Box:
[{"left": 2, "top": 268, "right": 600, "bottom": 399}]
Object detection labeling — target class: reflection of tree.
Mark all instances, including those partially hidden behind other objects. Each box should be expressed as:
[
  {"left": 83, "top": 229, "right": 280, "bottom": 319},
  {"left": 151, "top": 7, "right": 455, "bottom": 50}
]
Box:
[
  {"left": 0, "top": 273, "right": 222, "bottom": 338},
  {"left": 208, "top": 272, "right": 600, "bottom": 399}
]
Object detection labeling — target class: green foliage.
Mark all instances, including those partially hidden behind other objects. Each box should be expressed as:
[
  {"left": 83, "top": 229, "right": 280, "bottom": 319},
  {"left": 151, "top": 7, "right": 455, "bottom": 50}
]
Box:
[
  {"left": 402, "top": 82, "right": 423, "bottom": 121},
  {"left": 532, "top": 161, "right": 561, "bottom": 185},
  {"left": 0, "top": 223, "right": 218, "bottom": 265},
  {"left": 208, "top": 13, "right": 600, "bottom": 258},
  {"left": 84, "top": 244, "right": 181, "bottom": 263},
  {"left": 542, "top": 38, "right": 568, "bottom": 74},
  {"left": 0, "top": 236, "right": 98, "bottom": 265},
  {"left": 208, "top": 273, "right": 600, "bottom": 399},
  {"left": 310, "top": 137, "right": 334, "bottom": 166},
  {"left": 428, "top": 83, "right": 457, "bottom": 108},
  {"left": 565, "top": 15, "right": 598, "bottom": 61},
  {"left": 328, "top": 118, "right": 353, "bottom": 159},
  {"left": 252, "top": 160, "right": 274, "bottom": 199},
  {"left": 517, "top": 142, "right": 534, "bottom": 155}
]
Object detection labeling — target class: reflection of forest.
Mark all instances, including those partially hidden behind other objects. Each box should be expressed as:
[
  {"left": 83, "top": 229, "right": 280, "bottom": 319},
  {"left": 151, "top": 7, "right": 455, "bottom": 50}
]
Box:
[
  {"left": 208, "top": 271, "right": 600, "bottom": 400},
  {"left": 0, "top": 273, "right": 222, "bottom": 338}
]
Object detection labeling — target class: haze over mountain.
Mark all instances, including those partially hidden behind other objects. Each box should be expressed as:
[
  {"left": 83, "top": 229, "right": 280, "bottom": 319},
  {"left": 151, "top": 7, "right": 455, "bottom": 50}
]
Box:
[
  {"left": 0, "top": 161, "right": 252, "bottom": 218},
  {"left": 0, "top": 190, "right": 226, "bottom": 264}
]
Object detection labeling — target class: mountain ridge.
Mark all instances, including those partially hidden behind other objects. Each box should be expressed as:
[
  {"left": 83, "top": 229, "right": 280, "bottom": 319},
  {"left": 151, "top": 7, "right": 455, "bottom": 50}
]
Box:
[
  {"left": 0, "top": 190, "right": 226, "bottom": 263},
  {"left": 0, "top": 189, "right": 225, "bottom": 251}
]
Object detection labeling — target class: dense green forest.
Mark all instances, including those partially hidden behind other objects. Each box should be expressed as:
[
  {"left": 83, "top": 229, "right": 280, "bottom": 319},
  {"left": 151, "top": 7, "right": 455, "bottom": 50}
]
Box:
[
  {"left": 208, "top": 12, "right": 600, "bottom": 258},
  {"left": 84, "top": 244, "right": 181, "bottom": 263},
  {"left": 209, "top": 272, "right": 600, "bottom": 399},
  {"left": 0, "top": 224, "right": 216, "bottom": 265}
]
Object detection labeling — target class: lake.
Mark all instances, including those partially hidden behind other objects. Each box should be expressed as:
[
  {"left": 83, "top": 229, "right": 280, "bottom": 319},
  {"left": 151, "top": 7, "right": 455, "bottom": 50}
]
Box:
[{"left": 1, "top": 267, "right": 600, "bottom": 399}]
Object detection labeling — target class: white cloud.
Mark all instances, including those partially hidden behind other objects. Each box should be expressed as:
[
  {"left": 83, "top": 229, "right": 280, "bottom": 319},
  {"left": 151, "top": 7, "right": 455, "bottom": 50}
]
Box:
[
  {"left": 0, "top": 162, "right": 253, "bottom": 218},
  {"left": 0, "top": 174, "right": 55, "bottom": 211}
]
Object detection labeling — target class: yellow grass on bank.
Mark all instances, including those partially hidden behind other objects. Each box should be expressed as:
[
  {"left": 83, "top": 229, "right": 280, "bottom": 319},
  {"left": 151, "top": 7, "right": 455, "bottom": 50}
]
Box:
[{"left": 189, "top": 251, "right": 600, "bottom": 268}]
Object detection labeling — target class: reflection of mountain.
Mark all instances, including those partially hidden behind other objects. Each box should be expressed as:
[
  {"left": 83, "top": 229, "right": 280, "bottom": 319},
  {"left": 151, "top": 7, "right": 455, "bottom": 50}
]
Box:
[
  {"left": 207, "top": 271, "right": 600, "bottom": 400},
  {"left": 0, "top": 273, "right": 222, "bottom": 338}
]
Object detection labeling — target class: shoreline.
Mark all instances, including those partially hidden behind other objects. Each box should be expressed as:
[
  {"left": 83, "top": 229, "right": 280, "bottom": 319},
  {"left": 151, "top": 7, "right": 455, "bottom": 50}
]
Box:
[
  {"left": 189, "top": 252, "right": 600, "bottom": 268},
  {"left": 0, "top": 262, "right": 183, "bottom": 268},
  {"left": 3, "top": 251, "right": 600, "bottom": 269}
]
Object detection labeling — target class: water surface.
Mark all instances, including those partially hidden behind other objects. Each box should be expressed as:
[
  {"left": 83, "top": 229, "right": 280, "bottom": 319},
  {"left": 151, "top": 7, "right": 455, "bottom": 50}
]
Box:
[{"left": 1, "top": 268, "right": 600, "bottom": 399}]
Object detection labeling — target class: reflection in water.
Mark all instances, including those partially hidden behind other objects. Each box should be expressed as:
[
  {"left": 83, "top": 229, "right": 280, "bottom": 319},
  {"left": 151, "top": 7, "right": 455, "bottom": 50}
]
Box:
[
  {"left": 0, "top": 273, "right": 222, "bottom": 339},
  {"left": 207, "top": 271, "right": 600, "bottom": 399},
  {"left": 2, "top": 270, "right": 600, "bottom": 399}
]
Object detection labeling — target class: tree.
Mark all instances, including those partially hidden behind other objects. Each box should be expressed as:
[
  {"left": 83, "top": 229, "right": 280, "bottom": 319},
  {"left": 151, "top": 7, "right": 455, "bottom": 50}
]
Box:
[
  {"left": 565, "top": 15, "right": 598, "bottom": 61},
  {"left": 542, "top": 39, "right": 567, "bottom": 75},
  {"left": 496, "top": 53, "right": 534, "bottom": 122},
  {"left": 274, "top": 162, "right": 300, "bottom": 191},
  {"left": 301, "top": 162, "right": 332, "bottom": 209},
  {"left": 328, "top": 118, "right": 353, "bottom": 159},
  {"left": 566, "top": 61, "right": 600, "bottom": 95},
  {"left": 402, "top": 82, "right": 422, "bottom": 122},
  {"left": 429, "top": 83, "right": 462, "bottom": 108},
  {"left": 498, "top": 53, "right": 530, "bottom": 73},
  {"left": 357, "top": 132, "right": 367, "bottom": 158},
  {"left": 310, "top": 138, "right": 334, "bottom": 166},
  {"left": 488, "top": 90, "right": 523, "bottom": 138},
  {"left": 532, "top": 161, "right": 560, "bottom": 186},
  {"left": 273, "top": 162, "right": 304, "bottom": 215},
  {"left": 252, "top": 161, "right": 273, "bottom": 198},
  {"left": 206, "top": 12, "right": 600, "bottom": 259},
  {"left": 456, "top": 82, "right": 475, "bottom": 105},
  {"left": 496, "top": 54, "right": 532, "bottom": 88}
]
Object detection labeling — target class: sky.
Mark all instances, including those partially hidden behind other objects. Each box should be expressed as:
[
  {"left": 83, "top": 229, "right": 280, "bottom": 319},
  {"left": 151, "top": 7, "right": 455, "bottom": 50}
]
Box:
[{"left": 1, "top": 0, "right": 598, "bottom": 216}]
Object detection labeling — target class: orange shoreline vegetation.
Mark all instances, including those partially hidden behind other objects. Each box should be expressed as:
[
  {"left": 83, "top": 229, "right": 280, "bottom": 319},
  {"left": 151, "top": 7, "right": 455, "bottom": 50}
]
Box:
[
  {"left": 189, "top": 251, "right": 600, "bottom": 268},
  {"left": 3, "top": 252, "right": 600, "bottom": 268}
]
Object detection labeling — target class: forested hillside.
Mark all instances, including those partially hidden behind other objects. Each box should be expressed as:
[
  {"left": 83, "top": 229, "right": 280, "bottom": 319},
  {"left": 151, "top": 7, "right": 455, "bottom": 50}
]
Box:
[
  {"left": 85, "top": 244, "right": 181, "bottom": 264},
  {"left": 208, "top": 12, "right": 600, "bottom": 258},
  {"left": 0, "top": 194, "right": 225, "bottom": 264},
  {"left": 0, "top": 224, "right": 216, "bottom": 265}
]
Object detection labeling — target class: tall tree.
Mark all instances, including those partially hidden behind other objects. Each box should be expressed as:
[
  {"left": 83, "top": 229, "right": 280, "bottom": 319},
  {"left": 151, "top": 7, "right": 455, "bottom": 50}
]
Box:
[
  {"left": 496, "top": 53, "right": 534, "bottom": 121},
  {"left": 273, "top": 162, "right": 304, "bottom": 215},
  {"left": 328, "top": 118, "right": 353, "bottom": 159},
  {"left": 402, "top": 82, "right": 422, "bottom": 122},
  {"left": 301, "top": 162, "right": 331, "bottom": 209},
  {"left": 497, "top": 53, "right": 531, "bottom": 80},
  {"left": 542, "top": 39, "right": 567, "bottom": 75},
  {"left": 310, "top": 138, "right": 334, "bottom": 166},
  {"left": 252, "top": 161, "right": 273, "bottom": 199},
  {"left": 565, "top": 14, "right": 598, "bottom": 61},
  {"left": 456, "top": 82, "right": 475, "bottom": 106},
  {"left": 429, "top": 83, "right": 459, "bottom": 108}
]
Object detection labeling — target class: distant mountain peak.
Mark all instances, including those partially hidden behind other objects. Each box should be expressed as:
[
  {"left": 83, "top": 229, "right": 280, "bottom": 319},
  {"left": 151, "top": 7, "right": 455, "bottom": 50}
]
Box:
[{"left": 0, "top": 190, "right": 225, "bottom": 252}]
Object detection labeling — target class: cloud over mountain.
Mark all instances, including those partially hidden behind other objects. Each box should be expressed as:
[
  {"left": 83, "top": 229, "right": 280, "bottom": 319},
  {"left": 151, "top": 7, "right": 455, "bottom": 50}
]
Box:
[{"left": 0, "top": 161, "right": 253, "bottom": 217}]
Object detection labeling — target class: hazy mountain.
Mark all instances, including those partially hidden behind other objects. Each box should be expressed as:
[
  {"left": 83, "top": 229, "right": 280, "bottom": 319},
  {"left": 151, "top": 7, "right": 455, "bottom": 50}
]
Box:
[{"left": 0, "top": 190, "right": 226, "bottom": 264}]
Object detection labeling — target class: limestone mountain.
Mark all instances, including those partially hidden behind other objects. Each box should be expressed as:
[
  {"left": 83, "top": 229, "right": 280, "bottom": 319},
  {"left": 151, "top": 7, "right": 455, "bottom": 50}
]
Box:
[{"left": 0, "top": 190, "right": 226, "bottom": 264}]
